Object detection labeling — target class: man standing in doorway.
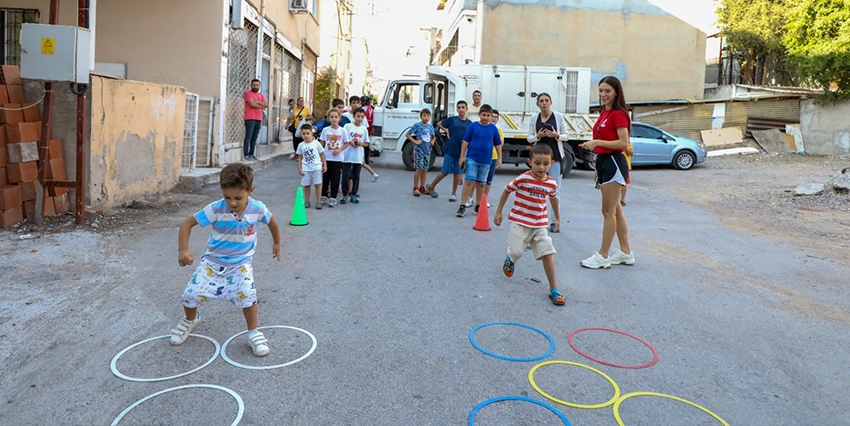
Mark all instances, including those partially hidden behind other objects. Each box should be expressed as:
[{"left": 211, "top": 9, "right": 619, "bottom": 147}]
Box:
[
  {"left": 468, "top": 90, "right": 483, "bottom": 114},
  {"left": 244, "top": 79, "right": 268, "bottom": 161}
]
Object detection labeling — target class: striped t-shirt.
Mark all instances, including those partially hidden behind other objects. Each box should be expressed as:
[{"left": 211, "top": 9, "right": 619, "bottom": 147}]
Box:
[
  {"left": 194, "top": 198, "right": 273, "bottom": 266},
  {"left": 506, "top": 171, "right": 557, "bottom": 228}
]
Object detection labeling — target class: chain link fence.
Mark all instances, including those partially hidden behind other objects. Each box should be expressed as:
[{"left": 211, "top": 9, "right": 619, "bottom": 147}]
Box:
[{"left": 225, "top": 21, "right": 259, "bottom": 147}]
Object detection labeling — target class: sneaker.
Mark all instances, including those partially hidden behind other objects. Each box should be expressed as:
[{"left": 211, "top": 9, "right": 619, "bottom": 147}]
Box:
[
  {"left": 413, "top": 188, "right": 421, "bottom": 196},
  {"left": 304, "top": 202, "right": 311, "bottom": 209},
  {"left": 426, "top": 185, "right": 438, "bottom": 198},
  {"left": 340, "top": 196, "right": 348, "bottom": 204},
  {"left": 580, "top": 252, "right": 611, "bottom": 269},
  {"left": 351, "top": 195, "right": 360, "bottom": 204},
  {"left": 316, "top": 203, "right": 322, "bottom": 210},
  {"left": 487, "top": 202, "right": 491, "bottom": 208},
  {"left": 247, "top": 330, "right": 270, "bottom": 357},
  {"left": 372, "top": 173, "right": 379, "bottom": 182},
  {"left": 609, "top": 250, "right": 635, "bottom": 266},
  {"left": 503, "top": 255, "right": 515, "bottom": 278},
  {"left": 549, "top": 289, "right": 566, "bottom": 306},
  {"left": 620, "top": 200, "right": 626, "bottom": 207},
  {"left": 456, "top": 205, "right": 466, "bottom": 217},
  {"left": 419, "top": 186, "right": 430, "bottom": 196},
  {"left": 448, "top": 194, "right": 457, "bottom": 202},
  {"left": 169, "top": 315, "right": 201, "bottom": 346},
  {"left": 329, "top": 198, "right": 337, "bottom": 207},
  {"left": 321, "top": 196, "right": 329, "bottom": 206},
  {"left": 549, "top": 223, "right": 560, "bottom": 234},
  {"left": 465, "top": 197, "right": 475, "bottom": 207},
  {"left": 474, "top": 205, "right": 480, "bottom": 214}
]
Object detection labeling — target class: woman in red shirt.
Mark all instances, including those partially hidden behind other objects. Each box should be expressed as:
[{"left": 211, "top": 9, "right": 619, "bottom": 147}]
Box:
[{"left": 579, "top": 76, "right": 634, "bottom": 269}]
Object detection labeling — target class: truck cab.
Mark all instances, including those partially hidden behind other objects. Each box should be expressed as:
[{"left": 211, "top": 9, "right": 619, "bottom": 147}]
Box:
[{"left": 370, "top": 65, "right": 597, "bottom": 175}]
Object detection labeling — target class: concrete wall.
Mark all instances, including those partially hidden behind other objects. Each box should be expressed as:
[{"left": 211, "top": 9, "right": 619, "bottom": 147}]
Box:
[
  {"left": 476, "top": 0, "right": 706, "bottom": 102},
  {"left": 262, "top": 0, "right": 322, "bottom": 58},
  {"left": 800, "top": 99, "right": 850, "bottom": 156},
  {"left": 88, "top": 76, "right": 185, "bottom": 207},
  {"left": 94, "top": 0, "right": 223, "bottom": 98}
]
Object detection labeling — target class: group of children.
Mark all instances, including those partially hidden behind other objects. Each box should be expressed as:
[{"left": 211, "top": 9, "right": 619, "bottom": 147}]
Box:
[
  {"left": 166, "top": 98, "right": 570, "bottom": 361},
  {"left": 409, "top": 101, "right": 567, "bottom": 305},
  {"left": 295, "top": 96, "right": 379, "bottom": 209}
]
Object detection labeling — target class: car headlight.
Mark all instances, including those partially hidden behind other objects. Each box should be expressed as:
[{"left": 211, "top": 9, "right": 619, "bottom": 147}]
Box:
[{"left": 696, "top": 140, "right": 706, "bottom": 149}]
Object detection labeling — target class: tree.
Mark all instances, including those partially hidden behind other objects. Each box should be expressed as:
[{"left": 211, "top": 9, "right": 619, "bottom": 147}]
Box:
[
  {"left": 314, "top": 66, "right": 337, "bottom": 117},
  {"left": 716, "top": 0, "right": 794, "bottom": 85},
  {"left": 784, "top": 0, "right": 850, "bottom": 102}
]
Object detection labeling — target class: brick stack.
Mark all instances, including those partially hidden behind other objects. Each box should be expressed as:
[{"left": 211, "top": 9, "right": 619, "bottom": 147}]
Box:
[{"left": 0, "top": 65, "right": 69, "bottom": 228}]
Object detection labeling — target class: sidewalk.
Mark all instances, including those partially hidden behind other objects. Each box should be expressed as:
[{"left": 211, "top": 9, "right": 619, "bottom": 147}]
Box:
[{"left": 177, "top": 148, "right": 292, "bottom": 192}]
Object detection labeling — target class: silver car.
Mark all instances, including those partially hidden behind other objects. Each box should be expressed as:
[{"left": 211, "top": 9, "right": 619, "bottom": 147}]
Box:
[{"left": 630, "top": 122, "right": 708, "bottom": 170}]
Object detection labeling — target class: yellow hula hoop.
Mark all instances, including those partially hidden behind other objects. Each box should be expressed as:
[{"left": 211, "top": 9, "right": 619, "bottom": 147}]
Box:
[
  {"left": 528, "top": 360, "right": 621, "bottom": 409},
  {"left": 613, "top": 392, "right": 730, "bottom": 426}
]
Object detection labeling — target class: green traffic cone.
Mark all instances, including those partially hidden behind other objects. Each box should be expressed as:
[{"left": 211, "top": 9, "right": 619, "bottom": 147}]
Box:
[{"left": 289, "top": 187, "right": 308, "bottom": 226}]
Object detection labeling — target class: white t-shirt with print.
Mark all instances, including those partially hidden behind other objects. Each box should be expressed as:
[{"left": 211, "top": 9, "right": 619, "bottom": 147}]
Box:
[
  {"left": 343, "top": 123, "right": 370, "bottom": 164},
  {"left": 320, "top": 126, "right": 351, "bottom": 162},
  {"left": 296, "top": 140, "right": 324, "bottom": 172}
]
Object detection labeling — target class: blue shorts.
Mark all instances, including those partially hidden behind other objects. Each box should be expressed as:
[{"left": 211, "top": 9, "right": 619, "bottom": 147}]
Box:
[
  {"left": 414, "top": 150, "right": 430, "bottom": 170},
  {"left": 486, "top": 159, "right": 498, "bottom": 185},
  {"left": 464, "top": 159, "right": 491, "bottom": 183},
  {"left": 441, "top": 153, "right": 463, "bottom": 175}
]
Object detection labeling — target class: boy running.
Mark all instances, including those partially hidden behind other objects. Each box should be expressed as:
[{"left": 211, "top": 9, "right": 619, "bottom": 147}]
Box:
[
  {"left": 407, "top": 109, "right": 435, "bottom": 196},
  {"left": 426, "top": 100, "right": 471, "bottom": 201},
  {"left": 457, "top": 104, "right": 502, "bottom": 217},
  {"left": 171, "top": 163, "right": 282, "bottom": 355},
  {"left": 493, "top": 144, "right": 565, "bottom": 305},
  {"left": 296, "top": 124, "right": 327, "bottom": 209}
]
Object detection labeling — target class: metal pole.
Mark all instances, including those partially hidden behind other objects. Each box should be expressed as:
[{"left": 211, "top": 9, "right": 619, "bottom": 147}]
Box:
[
  {"left": 75, "top": 0, "right": 89, "bottom": 225},
  {"left": 36, "top": 0, "right": 61, "bottom": 221}
]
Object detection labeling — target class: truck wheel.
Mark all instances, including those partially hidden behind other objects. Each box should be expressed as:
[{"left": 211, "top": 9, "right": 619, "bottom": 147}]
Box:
[
  {"left": 402, "top": 143, "right": 415, "bottom": 171},
  {"left": 582, "top": 157, "right": 596, "bottom": 171}
]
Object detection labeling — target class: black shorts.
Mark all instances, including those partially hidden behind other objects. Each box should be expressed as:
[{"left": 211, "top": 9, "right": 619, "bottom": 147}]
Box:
[{"left": 595, "top": 152, "right": 629, "bottom": 186}]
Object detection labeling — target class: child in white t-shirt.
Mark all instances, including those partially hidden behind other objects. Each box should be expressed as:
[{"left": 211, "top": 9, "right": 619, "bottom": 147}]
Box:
[
  {"left": 296, "top": 125, "right": 327, "bottom": 209},
  {"left": 343, "top": 108, "right": 370, "bottom": 204},
  {"left": 320, "top": 109, "right": 351, "bottom": 208}
]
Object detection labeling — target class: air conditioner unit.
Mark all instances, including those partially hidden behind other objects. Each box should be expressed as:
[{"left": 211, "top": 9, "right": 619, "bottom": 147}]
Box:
[{"left": 290, "top": 0, "right": 309, "bottom": 13}]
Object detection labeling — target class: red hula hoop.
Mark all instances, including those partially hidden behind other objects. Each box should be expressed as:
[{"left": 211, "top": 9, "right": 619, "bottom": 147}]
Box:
[{"left": 568, "top": 327, "right": 659, "bottom": 369}]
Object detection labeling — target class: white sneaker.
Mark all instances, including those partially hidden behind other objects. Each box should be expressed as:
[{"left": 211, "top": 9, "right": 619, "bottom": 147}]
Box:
[
  {"left": 329, "top": 198, "right": 337, "bottom": 207},
  {"left": 465, "top": 197, "right": 475, "bottom": 207},
  {"left": 321, "top": 196, "right": 329, "bottom": 206},
  {"left": 609, "top": 250, "right": 635, "bottom": 266},
  {"left": 487, "top": 202, "right": 491, "bottom": 208},
  {"left": 448, "top": 194, "right": 457, "bottom": 202},
  {"left": 580, "top": 252, "right": 611, "bottom": 269},
  {"left": 372, "top": 173, "right": 379, "bottom": 182},
  {"left": 169, "top": 315, "right": 201, "bottom": 345},
  {"left": 247, "top": 330, "right": 270, "bottom": 357}
]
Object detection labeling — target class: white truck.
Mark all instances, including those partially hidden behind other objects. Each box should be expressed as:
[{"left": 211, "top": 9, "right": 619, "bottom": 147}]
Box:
[{"left": 369, "top": 65, "right": 598, "bottom": 175}]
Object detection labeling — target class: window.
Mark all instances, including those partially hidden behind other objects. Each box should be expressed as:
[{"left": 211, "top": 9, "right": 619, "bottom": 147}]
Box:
[
  {"left": 641, "top": 126, "right": 664, "bottom": 140},
  {"left": 1, "top": 8, "right": 39, "bottom": 66},
  {"left": 630, "top": 125, "right": 645, "bottom": 139},
  {"left": 388, "top": 83, "right": 420, "bottom": 108},
  {"left": 312, "top": 0, "right": 318, "bottom": 17}
]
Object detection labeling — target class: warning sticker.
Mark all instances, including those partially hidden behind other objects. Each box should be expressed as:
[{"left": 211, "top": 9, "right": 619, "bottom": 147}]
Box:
[{"left": 41, "top": 38, "right": 55, "bottom": 55}]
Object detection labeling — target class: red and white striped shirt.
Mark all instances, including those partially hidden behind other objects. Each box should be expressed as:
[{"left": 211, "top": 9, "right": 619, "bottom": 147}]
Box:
[{"left": 506, "top": 171, "right": 557, "bottom": 228}]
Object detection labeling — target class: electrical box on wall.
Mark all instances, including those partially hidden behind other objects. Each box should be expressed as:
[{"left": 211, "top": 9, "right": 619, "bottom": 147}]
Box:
[{"left": 20, "top": 23, "right": 91, "bottom": 84}]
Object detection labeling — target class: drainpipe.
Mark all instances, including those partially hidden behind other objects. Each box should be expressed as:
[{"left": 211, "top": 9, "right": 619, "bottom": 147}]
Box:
[
  {"left": 256, "top": 0, "right": 265, "bottom": 79},
  {"left": 73, "top": 0, "right": 89, "bottom": 225}
]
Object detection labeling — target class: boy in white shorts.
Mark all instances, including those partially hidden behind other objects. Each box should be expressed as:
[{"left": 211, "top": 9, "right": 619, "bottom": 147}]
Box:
[
  {"left": 296, "top": 124, "right": 328, "bottom": 209},
  {"left": 170, "top": 163, "right": 281, "bottom": 356},
  {"left": 493, "top": 144, "right": 565, "bottom": 306}
]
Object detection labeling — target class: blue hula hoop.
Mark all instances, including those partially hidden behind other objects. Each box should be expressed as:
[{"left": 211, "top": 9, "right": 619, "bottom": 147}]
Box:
[
  {"left": 469, "top": 321, "right": 556, "bottom": 362},
  {"left": 469, "top": 395, "right": 572, "bottom": 425}
]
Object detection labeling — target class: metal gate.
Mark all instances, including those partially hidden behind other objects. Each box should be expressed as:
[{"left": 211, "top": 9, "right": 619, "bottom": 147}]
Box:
[
  {"left": 225, "top": 21, "right": 259, "bottom": 146},
  {"left": 182, "top": 92, "right": 200, "bottom": 170}
]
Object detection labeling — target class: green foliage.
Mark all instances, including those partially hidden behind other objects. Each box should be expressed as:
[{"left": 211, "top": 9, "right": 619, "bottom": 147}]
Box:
[
  {"left": 784, "top": 0, "right": 850, "bottom": 102},
  {"left": 315, "top": 67, "right": 337, "bottom": 115},
  {"left": 716, "top": 0, "right": 789, "bottom": 55}
]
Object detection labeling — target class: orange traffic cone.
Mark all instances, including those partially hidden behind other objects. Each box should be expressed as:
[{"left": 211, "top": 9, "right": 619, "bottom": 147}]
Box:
[{"left": 473, "top": 193, "right": 491, "bottom": 231}]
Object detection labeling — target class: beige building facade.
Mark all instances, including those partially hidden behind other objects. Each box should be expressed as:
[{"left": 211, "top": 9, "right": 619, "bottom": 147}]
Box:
[{"left": 432, "top": 0, "right": 706, "bottom": 102}]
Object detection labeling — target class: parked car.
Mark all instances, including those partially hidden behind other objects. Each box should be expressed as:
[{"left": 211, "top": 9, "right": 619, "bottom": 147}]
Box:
[{"left": 630, "top": 122, "right": 707, "bottom": 170}]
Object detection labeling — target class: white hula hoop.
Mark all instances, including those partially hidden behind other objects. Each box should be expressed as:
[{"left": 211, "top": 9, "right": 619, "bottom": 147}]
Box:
[
  {"left": 221, "top": 325, "right": 317, "bottom": 370},
  {"left": 111, "top": 384, "right": 243, "bottom": 426},
  {"left": 110, "top": 334, "right": 220, "bottom": 382}
]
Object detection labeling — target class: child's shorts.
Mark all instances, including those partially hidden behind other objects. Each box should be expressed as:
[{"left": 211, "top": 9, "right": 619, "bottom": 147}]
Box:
[
  {"left": 301, "top": 169, "right": 322, "bottom": 187},
  {"left": 507, "top": 222, "right": 556, "bottom": 262},
  {"left": 465, "top": 159, "right": 491, "bottom": 183},
  {"left": 181, "top": 259, "right": 257, "bottom": 309},
  {"left": 414, "top": 150, "right": 431, "bottom": 170}
]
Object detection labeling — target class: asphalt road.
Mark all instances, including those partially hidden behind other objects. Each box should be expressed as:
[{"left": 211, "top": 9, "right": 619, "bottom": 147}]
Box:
[{"left": 2, "top": 153, "right": 849, "bottom": 425}]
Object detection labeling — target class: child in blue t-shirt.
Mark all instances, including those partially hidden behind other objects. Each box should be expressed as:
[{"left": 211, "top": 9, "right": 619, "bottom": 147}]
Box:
[
  {"left": 457, "top": 104, "right": 502, "bottom": 217},
  {"left": 406, "top": 109, "right": 435, "bottom": 196}
]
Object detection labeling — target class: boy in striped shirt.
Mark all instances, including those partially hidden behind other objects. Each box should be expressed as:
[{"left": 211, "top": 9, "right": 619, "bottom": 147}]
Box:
[
  {"left": 170, "top": 163, "right": 282, "bottom": 356},
  {"left": 493, "top": 144, "right": 565, "bottom": 305}
]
